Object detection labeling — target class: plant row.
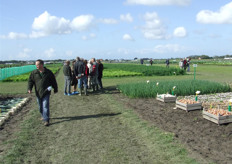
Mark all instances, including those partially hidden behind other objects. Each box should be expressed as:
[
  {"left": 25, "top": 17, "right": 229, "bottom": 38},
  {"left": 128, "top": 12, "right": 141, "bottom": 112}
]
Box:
[
  {"left": 118, "top": 80, "right": 231, "bottom": 98},
  {"left": 103, "top": 63, "right": 185, "bottom": 77}
]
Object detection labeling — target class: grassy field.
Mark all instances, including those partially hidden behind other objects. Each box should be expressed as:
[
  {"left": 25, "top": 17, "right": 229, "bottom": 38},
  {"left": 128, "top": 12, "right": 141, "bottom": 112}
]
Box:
[
  {"left": 0, "top": 63, "right": 231, "bottom": 163},
  {"left": 103, "top": 64, "right": 232, "bottom": 87}
]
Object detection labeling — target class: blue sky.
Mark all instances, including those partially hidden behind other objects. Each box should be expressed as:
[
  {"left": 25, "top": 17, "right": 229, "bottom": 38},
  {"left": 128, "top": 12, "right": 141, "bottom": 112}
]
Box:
[{"left": 1, "top": 0, "right": 232, "bottom": 60}]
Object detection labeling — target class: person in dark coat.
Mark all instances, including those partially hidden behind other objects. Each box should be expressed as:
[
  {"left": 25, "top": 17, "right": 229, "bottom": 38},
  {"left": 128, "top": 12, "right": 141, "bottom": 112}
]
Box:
[
  {"left": 97, "top": 59, "right": 104, "bottom": 89},
  {"left": 28, "top": 59, "right": 58, "bottom": 126},
  {"left": 74, "top": 57, "right": 87, "bottom": 95},
  {"left": 63, "top": 60, "right": 72, "bottom": 95},
  {"left": 71, "top": 60, "right": 78, "bottom": 93},
  {"left": 149, "top": 59, "right": 153, "bottom": 66},
  {"left": 166, "top": 59, "right": 170, "bottom": 68},
  {"left": 183, "top": 58, "right": 187, "bottom": 70}
]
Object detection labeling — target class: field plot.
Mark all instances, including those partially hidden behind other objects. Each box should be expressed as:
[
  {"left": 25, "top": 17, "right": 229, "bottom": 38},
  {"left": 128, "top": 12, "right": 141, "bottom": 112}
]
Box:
[
  {"left": 116, "top": 94, "right": 232, "bottom": 164},
  {"left": 0, "top": 63, "right": 232, "bottom": 163}
]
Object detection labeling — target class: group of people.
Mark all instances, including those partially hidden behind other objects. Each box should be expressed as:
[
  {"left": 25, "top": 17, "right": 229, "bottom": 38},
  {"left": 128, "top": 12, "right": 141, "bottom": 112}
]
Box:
[
  {"left": 27, "top": 58, "right": 104, "bottom": 126},
  {"left": 179, "top": 58, "right": 191, "bottom": 71},
  {"left": 63, "top": 57, "right": 104, "bottom": 96}
]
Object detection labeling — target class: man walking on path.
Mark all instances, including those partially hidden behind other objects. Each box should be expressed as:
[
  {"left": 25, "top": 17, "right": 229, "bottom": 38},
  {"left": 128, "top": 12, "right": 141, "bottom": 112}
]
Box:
[{"left": 28, "top": 59, "right": 58, "bottom": 126}]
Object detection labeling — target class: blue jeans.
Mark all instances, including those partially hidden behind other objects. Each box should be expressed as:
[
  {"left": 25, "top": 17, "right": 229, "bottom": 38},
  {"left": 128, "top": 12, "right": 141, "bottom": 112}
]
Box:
[
  {"left": 78, "top": 76, "right": 87, "bottom": 88},
  {"left": 37, "top": 94, "right": 50, "bottom": 122},
  {"left": 64, "top": 76, "right": 71, "bottom": 94}
]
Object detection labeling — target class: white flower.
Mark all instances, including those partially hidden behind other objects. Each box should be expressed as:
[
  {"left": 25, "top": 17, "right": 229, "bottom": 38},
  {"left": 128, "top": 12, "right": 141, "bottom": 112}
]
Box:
[
  {"left": 229, "top": 99, "right": 232, "bottom": 103},
  {"left": 147, "top": 80, "right": 150, "bottom": 83},
  {"left": 173, "top": 72, "right": 176, "bottom": 74},
  {"left": 156, "top": 82, "right": 159, "bottom": 86},
  {"left": 173, "top": 86, "right": 176, "bottom": 90},
  {"left": 196, "top": 91, "right": 200, "bottom": 95}
]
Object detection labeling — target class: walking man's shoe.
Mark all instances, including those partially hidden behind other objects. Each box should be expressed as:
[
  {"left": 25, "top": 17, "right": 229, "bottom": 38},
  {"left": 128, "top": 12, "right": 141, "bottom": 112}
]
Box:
[{"left": 44, "top": 121, "right": 49, "bottom": 126}]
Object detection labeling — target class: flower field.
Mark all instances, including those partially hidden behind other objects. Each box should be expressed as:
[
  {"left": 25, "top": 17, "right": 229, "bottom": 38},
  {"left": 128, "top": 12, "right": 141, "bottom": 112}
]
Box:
[{"left": 118, "top": 79, "right": 231, "bottom": 98}]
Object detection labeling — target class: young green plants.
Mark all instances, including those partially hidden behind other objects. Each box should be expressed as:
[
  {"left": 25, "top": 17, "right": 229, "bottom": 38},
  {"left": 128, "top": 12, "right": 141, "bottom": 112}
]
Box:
[{"left": 118, "top": 79, "right": 231, "bottom": 98}]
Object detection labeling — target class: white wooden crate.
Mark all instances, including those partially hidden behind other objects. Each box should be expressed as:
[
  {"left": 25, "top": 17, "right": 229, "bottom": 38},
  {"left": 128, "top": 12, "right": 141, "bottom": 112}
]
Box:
[{"left": 156, "top": 94, "right": 176, "bottom": 103}]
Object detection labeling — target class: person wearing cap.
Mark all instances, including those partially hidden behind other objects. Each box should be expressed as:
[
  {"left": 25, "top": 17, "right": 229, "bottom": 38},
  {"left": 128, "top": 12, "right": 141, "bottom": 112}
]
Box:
[{"left": 28, "top": 59, "right": 58, "bottom": 126}]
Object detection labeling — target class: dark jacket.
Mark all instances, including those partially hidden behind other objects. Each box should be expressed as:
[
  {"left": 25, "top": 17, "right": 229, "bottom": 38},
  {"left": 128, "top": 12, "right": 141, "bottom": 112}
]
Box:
[
  {"left": 98, "top": 63, "right": 104, "bottom": 78},
  {"left": 28, "top": 67, "right": 58, "bottom": 98},
  {"left": 63, "top": 65, "right": 72, "bottom": 77},
  {"left": 74, "top": 61, "right": 85, "bottom": 77}
]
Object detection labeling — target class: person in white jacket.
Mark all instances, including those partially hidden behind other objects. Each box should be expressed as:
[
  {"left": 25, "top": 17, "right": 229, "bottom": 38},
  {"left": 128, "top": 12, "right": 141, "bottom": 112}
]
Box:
[{"left": 179, "top": 59, "right": 183, "bottom": 69}]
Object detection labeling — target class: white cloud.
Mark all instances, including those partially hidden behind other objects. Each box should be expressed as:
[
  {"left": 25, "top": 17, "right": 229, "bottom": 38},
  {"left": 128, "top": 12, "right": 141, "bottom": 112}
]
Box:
[
  {"left": 141, "top": 12, "right": 167, "bottom": 40},
  {"left": 71, "top": 15, "right": 95, "bottom": 31},
  {"left": 1, "top": 11, "right": 96, "bottom": 39},
  {"left": 123, "top": 34, "right": 134, "bottom": 41},
  {"left": 154, "top": 44, "right": 185, "bottom": 53},
  {"left": 125, "top": 0, "right": 191, "bottom": 6},
  {"left": 82, "top": 35, "right": 88, "bottom": 40},
  {"left": 44, "top": 48, "right": 55, "bottom": 58},
  {"left": 0, "top": 32, "right": 28, "bottom": 39},
  {"left": 32, "top": 11, "right": 71, "bottom": 35},
  {"left": 29, "top": 31, "right": 48, "bottom": 38},
  {"left": 120, "top": 13, "right": 133, "bottom": 22},
  {"left": 196, "top": 2, "right": 232, "bottom": 24},
  {"left": 99, "top": 18, "right": 118, "bottom": 24},
  {"left": 208, "top": 34, "right": 221, "bottom": 39},
  {"left": 65, "top": 51, "right": 73, "bottom": 57},
  {"left": 135, "top": 48, "right": 154, "bottom": 54},
  {"left": 17, "top": 48, "right": 32, "bottom": 58},
  {"left": 173, "top": 27, "right": 187, "bottom": 37},
  {"left": 117, "top": 48, "right": 130, "bottom": 55},
  {"left": 82, "top": 33, "right": 96, "bottom": 40}
]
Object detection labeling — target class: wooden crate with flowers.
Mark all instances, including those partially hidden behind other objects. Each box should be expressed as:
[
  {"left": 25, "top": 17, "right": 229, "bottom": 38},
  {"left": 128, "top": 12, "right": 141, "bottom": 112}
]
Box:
[
  {"left": 175, "top": 91, "right": 202, "bottom": 112},
  {"left": 202, "top": 100, "right": 232, "bottom": 125},
  {"left": 156, "top": 93, "right": 177, "bottom": 103},
  {"left": 156, "top": 85, "right": 177, "bottom": 103}
]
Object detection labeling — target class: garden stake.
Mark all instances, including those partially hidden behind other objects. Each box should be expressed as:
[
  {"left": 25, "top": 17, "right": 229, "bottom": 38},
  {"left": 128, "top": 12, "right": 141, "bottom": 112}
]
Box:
[
  {"left": 228, "top": 101, "right": 231, "bottom": 112},
  {"left": 172, "top": 86, "right": 176, "bottom": 95},
  {"left": 195, "top": 91, "right": 200, "bottom": 101}
]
